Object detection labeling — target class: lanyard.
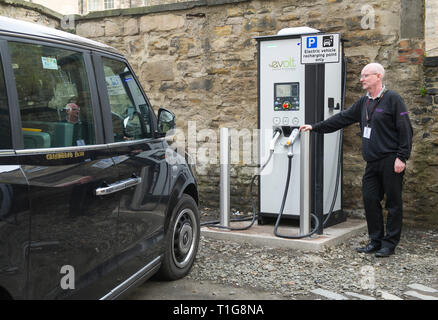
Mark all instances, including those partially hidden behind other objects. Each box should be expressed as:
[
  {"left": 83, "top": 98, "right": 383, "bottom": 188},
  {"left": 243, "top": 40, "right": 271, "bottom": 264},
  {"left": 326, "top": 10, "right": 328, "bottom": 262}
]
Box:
[{"left": 365, "top": 89, "right": 386, "bottom": 125}]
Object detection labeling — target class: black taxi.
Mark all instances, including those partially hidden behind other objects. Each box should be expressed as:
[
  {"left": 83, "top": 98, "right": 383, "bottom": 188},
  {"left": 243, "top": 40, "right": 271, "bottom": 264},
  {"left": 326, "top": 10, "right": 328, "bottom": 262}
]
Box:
[{"left": 0, "top": 16, "right": 199, "bottom": 299}]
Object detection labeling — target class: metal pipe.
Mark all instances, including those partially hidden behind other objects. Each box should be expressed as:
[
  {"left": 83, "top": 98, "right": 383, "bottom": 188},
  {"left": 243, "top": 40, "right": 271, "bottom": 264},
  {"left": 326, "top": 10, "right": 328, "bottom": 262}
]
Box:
[
  {"left": 220, "top": 128, "right": 230, "bottom": 228},
  {"left": 300, "top": 130, "right": 311, "bottom": 235}
]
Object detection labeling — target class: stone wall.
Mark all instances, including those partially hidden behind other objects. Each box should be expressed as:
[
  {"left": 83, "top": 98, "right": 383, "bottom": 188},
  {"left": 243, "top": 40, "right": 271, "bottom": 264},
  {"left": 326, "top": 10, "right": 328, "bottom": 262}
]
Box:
[
  {"left": 426, "top": 0, "right": 438, "bottom": 56},
  {"left": 73, "top": 0, "right": 438, "bottom": 226},
  {"left": 2, "top": 0, "right": 438, "bottom": 226},
  {"left": 0, "top": 0, "right": 61, "bottom": 26},
  {"left": 412, "top": 56, "right": 438, "bottom": 225}
]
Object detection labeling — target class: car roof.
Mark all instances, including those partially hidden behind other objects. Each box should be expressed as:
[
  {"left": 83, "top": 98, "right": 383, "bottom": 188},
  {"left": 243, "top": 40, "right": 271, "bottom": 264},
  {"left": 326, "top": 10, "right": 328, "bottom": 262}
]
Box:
[{"left": 0, "top": 16, "right": 120, "bottom": 55}]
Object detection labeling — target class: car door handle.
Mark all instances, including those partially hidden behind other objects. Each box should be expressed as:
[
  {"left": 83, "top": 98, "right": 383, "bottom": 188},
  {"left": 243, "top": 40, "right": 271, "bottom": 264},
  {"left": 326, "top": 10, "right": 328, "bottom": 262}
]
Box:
[{"left": 95, "top": 177, "right": 142, "bottom": 196}]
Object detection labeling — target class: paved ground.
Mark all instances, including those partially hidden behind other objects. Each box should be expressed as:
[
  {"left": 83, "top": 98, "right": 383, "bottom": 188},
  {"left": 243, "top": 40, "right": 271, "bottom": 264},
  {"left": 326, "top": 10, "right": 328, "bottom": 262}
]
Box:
[
  {"left": 127, "top": 280, "right": 435, "bottom": 320},
  {"left": 128, "top": 278, "right": 286, "bottom": 300},
  {"left": 127, "top": 224, "right": 438, "bottom": 301},
  {"left": 129, "top": 277, "right": 438, "bottom": 300},
  {"left": 128, "top": 207, "right": 437, "bottom": 301}
]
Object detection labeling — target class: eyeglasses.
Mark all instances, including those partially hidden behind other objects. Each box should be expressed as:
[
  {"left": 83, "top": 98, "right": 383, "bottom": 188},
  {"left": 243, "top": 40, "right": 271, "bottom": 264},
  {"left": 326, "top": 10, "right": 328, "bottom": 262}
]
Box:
[{"left": 360, "top": 73, "right": 377, "bottom": 79}]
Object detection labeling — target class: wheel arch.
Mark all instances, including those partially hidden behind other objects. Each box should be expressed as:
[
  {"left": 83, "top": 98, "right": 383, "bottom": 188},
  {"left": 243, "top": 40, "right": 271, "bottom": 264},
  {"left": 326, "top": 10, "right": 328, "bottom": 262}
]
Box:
[{"left": 164, "top": 173, "right": 198, "bottom": 232}]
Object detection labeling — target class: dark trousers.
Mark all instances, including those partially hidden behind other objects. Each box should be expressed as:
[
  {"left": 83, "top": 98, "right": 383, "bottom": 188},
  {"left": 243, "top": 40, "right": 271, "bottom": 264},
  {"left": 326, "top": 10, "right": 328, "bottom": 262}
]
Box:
[{"left": 362, "top": 155, "right": 404, "bottom": 250}]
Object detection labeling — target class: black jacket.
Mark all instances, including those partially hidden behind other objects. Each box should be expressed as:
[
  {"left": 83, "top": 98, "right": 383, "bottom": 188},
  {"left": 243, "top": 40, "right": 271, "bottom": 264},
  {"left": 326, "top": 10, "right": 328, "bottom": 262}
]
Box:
[{"left": 312, "top": 89, "right": 413, "bottom": 163}]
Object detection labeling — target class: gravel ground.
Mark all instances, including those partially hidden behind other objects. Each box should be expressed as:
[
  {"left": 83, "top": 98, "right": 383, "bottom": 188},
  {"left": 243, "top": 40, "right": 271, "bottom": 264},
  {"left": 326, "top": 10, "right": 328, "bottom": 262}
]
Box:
[{"left": 187, "top": 207, "right": 438, "bottom": 300}]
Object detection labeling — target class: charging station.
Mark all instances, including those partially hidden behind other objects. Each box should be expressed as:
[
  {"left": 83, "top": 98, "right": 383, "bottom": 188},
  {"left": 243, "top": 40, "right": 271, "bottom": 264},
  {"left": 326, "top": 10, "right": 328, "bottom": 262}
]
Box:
[{"left": 255, "top": 27, "right": 347, "bottom": 233}]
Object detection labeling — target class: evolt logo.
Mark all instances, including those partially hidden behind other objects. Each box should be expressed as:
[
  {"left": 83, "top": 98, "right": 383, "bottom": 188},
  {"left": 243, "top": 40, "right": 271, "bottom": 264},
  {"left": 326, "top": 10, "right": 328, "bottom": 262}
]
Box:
[{"left": 269, "top": 57, "right": 297, "bottom": 70}]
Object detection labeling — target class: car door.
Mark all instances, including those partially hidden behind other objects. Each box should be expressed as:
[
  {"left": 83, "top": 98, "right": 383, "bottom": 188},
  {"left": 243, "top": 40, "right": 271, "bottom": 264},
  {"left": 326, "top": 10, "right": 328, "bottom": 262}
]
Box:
[
  {"left": 0, "top": 42, "right": 31, "bottom": 300},
  {"left": 6, "top": 39, "right": 124, "bottom": 299},
  {"left": 94, "top": 54, "right": 168, "bottom": 290}
]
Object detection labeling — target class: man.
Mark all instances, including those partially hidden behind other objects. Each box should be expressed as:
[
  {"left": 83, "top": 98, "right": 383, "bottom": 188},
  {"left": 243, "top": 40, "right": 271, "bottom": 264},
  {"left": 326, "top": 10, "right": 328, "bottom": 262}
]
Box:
[
  {"left": 299, "top": 63, "right": 413, "bottom": 257},
  {"left": 65, "top": 102, "right": 80, "bottom": 124}
]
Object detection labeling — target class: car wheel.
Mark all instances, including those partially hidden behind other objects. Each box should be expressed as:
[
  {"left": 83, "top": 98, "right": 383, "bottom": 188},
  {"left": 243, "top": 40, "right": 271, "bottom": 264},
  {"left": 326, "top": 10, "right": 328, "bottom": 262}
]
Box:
[{"left": 157, "top": 194, "right": 200, "bottom": 280}]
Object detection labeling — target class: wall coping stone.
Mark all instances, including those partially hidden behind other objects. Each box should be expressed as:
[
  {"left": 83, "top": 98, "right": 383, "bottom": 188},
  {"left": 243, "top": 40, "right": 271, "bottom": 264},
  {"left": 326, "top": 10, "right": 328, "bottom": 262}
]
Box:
[
  {"left": 75, "top": 0, "right": 251, "bottom": 21},
  {"left": 0, "top": 0, "right": 63, "bottom": 21}
]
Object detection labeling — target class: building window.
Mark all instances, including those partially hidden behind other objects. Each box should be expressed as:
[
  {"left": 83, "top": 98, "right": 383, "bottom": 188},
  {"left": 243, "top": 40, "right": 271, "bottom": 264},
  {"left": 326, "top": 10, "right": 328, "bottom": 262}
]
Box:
[
  {"left": 104, "top": 0, "right": 115, "bottom": 9},
  {"left": 88, "top": 0, "right": 98, "bottom": 11}
]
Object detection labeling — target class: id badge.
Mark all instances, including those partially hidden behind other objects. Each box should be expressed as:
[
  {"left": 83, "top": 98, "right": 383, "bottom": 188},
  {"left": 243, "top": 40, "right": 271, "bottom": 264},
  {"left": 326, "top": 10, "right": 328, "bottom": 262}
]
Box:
[{"left": 363, "top": 126, "right": 372, "bottom": 139}]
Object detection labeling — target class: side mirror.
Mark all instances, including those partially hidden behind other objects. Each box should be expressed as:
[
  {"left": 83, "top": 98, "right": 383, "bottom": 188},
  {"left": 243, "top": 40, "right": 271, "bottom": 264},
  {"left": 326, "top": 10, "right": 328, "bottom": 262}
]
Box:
[{"left": 157, "top": 108, "right": 176, "bottom": 137}]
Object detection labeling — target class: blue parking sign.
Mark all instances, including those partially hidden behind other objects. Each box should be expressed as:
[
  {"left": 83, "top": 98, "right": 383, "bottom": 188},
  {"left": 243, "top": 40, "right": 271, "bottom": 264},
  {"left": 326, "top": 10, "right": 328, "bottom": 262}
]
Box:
[{"left": 307, "top": 37, "right": 317, "bottom": 48}]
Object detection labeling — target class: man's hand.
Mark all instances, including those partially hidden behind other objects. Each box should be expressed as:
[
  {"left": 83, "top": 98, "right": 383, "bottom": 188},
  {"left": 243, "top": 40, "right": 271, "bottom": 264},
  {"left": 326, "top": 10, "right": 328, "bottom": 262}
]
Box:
[
  {"left": 394, "top": 157, "right": 406, "bottom": 173},
  {"left": 299, "top": 124, "right": 313, "bottom": 132}
]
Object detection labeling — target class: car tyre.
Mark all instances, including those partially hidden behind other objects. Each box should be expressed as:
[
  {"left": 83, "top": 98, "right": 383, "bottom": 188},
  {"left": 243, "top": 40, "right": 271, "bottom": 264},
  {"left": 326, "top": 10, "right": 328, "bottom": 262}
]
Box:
[{"left": 157, "top": 194, "right": 200, "bottom": 280}]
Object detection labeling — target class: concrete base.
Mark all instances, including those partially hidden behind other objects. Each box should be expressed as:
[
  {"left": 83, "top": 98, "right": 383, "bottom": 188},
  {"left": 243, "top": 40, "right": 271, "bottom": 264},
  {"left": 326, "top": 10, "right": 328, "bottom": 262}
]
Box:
[{"left": 201, "top": 218, "right": 367, "bottom": 251}]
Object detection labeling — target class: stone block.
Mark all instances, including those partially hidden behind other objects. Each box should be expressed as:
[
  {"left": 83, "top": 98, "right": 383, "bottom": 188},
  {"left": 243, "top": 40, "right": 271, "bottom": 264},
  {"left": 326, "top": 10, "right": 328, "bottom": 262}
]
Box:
[
  {"left": 214, "top": 25, "right": 233, "bottom": 36},
  {"left": 76, "top": 21, "right": 104, "bottom": 38},
  {"left": 150, "top": 38, "right": 169, "bottom": 50},
  {"left": 140, "top": 14, "right": 185, "bottom": 32},
  {"left": 170, "top": 37, "right": 195, "bottom": 55},
  {"left": 227, "top": 7, "right": 243, "bottom": 17},
  {"left": 244, "top": 15, "right": 276, "bottom": 32},
  {"left": 124, "top": 36, "right": 143, "bottom": 55},
  {"left": 141, "top": 60, "right": 174, "bottom": 81},
  {"left": 105, "top": 20, "right": 121, "bottom": 37},
  {"left": 189, "top": 78, "right": 213, "bottom": 91},
  {"left": 277, "top": 13, "right": 299, "bottom": 22},
  {"left": 227, "top": 17, "right": 244, "bottom": 25},
  {"left": 124, "top": 18, "right": 139, "bottom": 36}
]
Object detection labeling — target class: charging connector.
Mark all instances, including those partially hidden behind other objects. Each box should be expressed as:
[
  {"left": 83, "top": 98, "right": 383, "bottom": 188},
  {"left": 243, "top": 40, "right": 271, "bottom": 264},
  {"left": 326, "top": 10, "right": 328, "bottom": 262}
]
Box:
[
  {"left": 270, "top": 128, "right": 282, "bottom": 152},
  {"left": 286, "top": 128, "right": 299, "bottom": 158}
]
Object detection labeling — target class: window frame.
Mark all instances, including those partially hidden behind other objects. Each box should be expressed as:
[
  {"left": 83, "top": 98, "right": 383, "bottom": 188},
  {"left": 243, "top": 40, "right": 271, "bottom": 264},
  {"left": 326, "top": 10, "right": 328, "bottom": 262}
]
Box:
[
  {"left": 92, "top": 52, "right": 158, "bottom": 144},
  {"left": 0, "top": 35, "right": 105, "bottom": 151},
  {"left": 104, "top": 0, "right": 115, "bottom": 10},
  {"left": 0, "top": 39, "right": 20, "bottom": 150},
  {"left": 88, "top": 0, "right": 99, "bottom": 12}
]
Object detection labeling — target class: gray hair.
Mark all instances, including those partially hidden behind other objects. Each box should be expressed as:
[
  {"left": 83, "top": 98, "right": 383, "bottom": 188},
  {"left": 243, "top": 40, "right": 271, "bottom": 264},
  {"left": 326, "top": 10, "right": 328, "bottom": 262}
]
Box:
[{"left": 366, "top": 62, "right": 385, "bottom": 80}]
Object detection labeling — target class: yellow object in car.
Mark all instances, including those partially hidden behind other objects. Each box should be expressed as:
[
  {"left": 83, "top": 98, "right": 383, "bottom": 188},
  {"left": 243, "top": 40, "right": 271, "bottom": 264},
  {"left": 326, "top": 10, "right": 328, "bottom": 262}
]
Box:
[{"left": 22, "top": 128, "right": 42, "bottom": 132}]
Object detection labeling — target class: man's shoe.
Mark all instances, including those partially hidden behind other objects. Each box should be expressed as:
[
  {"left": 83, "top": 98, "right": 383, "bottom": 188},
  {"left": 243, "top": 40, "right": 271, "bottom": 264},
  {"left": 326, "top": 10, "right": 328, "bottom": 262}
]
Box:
[
  {"left": 355, "top": 243, "right": 381, "bottom": 254},
  {"left": 375, "top": 247, "right": 394, "bottom": 257}
]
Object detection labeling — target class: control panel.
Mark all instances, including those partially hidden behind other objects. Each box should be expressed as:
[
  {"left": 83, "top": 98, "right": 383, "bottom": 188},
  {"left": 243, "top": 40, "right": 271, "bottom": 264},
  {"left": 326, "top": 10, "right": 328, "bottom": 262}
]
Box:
[{"left": 274, "top": 82, "right": 299, "bottom": 111}]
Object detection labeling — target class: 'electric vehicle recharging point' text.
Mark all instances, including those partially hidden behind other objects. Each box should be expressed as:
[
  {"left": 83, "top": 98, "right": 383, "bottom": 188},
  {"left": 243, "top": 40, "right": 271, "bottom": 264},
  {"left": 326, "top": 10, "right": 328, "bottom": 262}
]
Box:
[{"left": 255, "top": 27, "right": 346, "bottom": 235}]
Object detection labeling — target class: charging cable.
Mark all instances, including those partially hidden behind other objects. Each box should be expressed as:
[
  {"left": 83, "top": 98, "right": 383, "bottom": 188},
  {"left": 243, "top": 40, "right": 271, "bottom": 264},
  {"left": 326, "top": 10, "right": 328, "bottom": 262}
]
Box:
[{"left": 273, "top": 131, "right": 320, "bottom": 239}]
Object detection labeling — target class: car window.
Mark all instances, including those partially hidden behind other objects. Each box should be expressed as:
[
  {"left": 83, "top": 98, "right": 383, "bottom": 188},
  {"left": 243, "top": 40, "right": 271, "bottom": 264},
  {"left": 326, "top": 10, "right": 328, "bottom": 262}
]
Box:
[
  {"left": 101, "top": 57, "right": 152, "bottom": 142},
  {"left": 8, "top": 42, "right": 95, "bottom": 149},
  {"left": 0, "top": 58, "right": 12, "bottom": 149}
]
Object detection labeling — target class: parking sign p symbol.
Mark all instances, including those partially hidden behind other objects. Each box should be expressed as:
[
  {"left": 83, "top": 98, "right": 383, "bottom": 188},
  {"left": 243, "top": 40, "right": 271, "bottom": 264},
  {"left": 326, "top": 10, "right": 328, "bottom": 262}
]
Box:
[{"left": 307, "top": 37, "right": 317, "bottom": 48}]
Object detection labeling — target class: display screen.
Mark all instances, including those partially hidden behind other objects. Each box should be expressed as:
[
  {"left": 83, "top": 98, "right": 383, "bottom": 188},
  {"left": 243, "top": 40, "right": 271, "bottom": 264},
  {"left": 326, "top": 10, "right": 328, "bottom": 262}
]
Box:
[
  {"left": 275, "top": 83, "right": 298, "bottom": 98},
  {"left": 276, "top": 84, "right": 292, "bottom": 97},
  {"left": 274, "top": 82, "right": 299, "bottom": 111}
]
